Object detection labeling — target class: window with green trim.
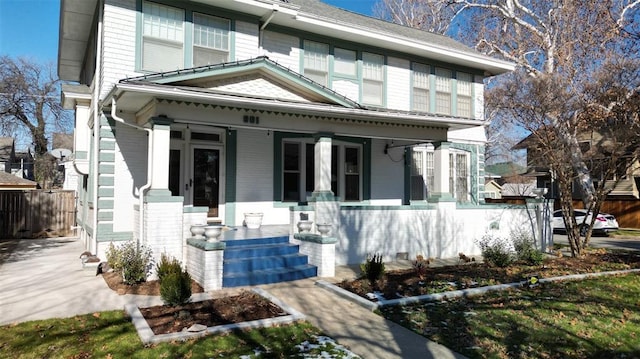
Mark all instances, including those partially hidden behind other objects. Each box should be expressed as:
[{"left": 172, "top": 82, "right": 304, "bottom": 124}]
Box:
[
  {"left": 412, "top": 63, "right": 430, "bottom": 112},
  {"left": 411, "top": 146, "right": 434, "bottom": 201},
  {"left": 193, "top": 13, "right": 230, "bottom": 66},
  {"left": 142, "top": 1, "right": 184, "bottom": 72},
  {"left": 362, "top": 52, "right": 384, "bottom": 106},
  {"left": 449, "top": 151, "right": 470, "bottom": 202},
  {"left": 435, "top": 67, "right": 452, "bottom": 115},
  {"left": 303, "top": 40, "right": 330, "bottom": 86},
  {"left": 456, "top": 72, "right": 473, "bottom": 118},
  {"left": 281, "top": 139, "right": 362, "bottom": 202}
]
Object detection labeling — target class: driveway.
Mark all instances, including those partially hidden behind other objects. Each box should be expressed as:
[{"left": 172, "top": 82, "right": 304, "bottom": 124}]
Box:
[{"left": 553, "top": 233, "right": 640, "bottom": 251}]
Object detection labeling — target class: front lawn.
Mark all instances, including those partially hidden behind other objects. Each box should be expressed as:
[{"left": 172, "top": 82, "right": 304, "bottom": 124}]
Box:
[
  {"left": 381, "top": 272, "right": 640, "bottom": 358},
  {"left": 0, "top": 314, "right": 357, "bottom": 358}
]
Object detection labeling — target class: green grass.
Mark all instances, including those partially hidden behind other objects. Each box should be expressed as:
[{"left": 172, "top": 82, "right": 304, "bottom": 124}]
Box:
[
  {"left": 610, "top": 229, "right": 640, "bottom": 237},
  {"left": 0, "top": 313, "right": 353, "bottom": 358},
  {"left": 381, "top": 273, "right": 640, "bottom": 359}
]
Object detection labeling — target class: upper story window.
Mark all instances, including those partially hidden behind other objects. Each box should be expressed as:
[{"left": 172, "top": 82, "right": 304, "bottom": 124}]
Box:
[
  {"left": 456, "top": 72, "right": 473, "bottom": 118},
  {"left": 362, "top": 52, "right": 384, "bottom": 106},
  {"left": 303, "top": 40, "right": 330, "bottom": 86},
  {"left": 412, "top": 63, "right": 430, "bottom": 112},
  {"left": 435, "top": 67, "right": 452, "bottom": 115},
  {"left": 142, "top": 1, "right": 184, "bottom": 72},
  {"left": 193, "top": 13, "right": 230, "bottom": 66},
  {"left": 334, "top": 48, "right": 357, "bottom": 77}
]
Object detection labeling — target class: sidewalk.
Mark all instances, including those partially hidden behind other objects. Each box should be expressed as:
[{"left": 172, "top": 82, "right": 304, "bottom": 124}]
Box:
[{"left": 0, "top": 237, "right": 466, "bottom": 358}]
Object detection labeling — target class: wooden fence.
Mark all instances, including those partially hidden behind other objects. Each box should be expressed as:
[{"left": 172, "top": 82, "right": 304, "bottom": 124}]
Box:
[{"left": 0, "top": 190, "right": 76, "bottom": 239}]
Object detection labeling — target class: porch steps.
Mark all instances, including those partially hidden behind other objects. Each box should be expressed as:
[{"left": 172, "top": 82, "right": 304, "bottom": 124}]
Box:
[{"left": 222, "top": 235, "right": 317, "bottom": 287}]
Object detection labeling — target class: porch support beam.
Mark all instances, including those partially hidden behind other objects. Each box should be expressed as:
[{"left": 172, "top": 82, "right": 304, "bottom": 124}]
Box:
[
  {"left": 431, "top": 141, "right": 455, "bottom": 202},
  {"left": 148, "top": 116, "right": 173, "bottom": 196}
]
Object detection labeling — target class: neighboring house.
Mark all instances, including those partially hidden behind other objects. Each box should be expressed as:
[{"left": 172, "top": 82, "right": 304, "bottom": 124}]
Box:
[
  {"left": 0, "top": 138, "right": 16, "bottom": 174},
  {"left": 59, "top": 0, "right": 542, "bottom": 287},
  {"left": 514, "top": 130, "right": 640, "bottom": 228}
]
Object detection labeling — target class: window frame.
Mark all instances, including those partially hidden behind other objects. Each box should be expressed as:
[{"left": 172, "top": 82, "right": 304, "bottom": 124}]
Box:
[
  {"left": 280, "top": 138, "right": 363, "bottom": 202},
  {"left": 449, "top": 150, "right": 470, "bottom": 203},
  {"left": 412, "top": 62, "right": 431, "bottom": 112},
  {"left": 456, "top": 71, "right": 473, "bottom": 118},
  {"left": 361, "top": 52, "right": 385, "bottom": 106},
  {"left": 192, "top": 12, "right": 231, "bottom": 67},
  {"left": 303, "top": 40, "right": 330, "bottom": 86}
]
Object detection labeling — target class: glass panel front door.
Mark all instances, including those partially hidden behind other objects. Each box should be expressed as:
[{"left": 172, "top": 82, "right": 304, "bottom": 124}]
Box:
[{"left": 193, "top": 148, "right": 219, "bottom": 217}]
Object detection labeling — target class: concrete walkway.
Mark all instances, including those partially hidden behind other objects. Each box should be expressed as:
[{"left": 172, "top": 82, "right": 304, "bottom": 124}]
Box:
[{"left": 0, "top": 236, "right": 465, "bottom": 358}]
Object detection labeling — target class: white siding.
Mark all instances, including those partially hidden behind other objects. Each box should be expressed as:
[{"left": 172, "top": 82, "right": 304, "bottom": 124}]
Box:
[
  {"left": 262, "top": 30, "right": 300, "bottom": 70},
  {"left": 235, "top": 20, "right": 259, "bottom": 60},
  {"left": 473, "top": 75, "right": 484, "bottom": 120},
  {"left": 113, "top": 124, "right": 148, "bottom": 231},
  {"left": 369, "top": 139, "right": 404, "bottom": 204},
  {"left": 332, "top": 79, "right": 359, "bottom": 102},
  {"left": 102, "top": 0, "right": 140, "bottom": 99},
  {"left": 386, "top": 57, "right": 411, "bottom": 111}
]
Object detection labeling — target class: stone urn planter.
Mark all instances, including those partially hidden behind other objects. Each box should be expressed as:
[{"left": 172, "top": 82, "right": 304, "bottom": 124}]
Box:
[
  {"left": 297, "top": 220, "right": 313, "bottom": 233},
  {"left": 204, "top": 225, "right": 224, "bottom": 242},
  {"left": 190, "top": 224, "right": 207, "bottom": 239},
  {"left": 244, "top": 213, "right": 263, "bottom": 229},
  {"left": 316, "top": 223, "right": 332, "bottom": 237}
]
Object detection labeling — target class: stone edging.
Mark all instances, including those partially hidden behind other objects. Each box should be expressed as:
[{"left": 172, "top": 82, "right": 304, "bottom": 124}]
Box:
[
  {"left": 316, "top": 268, "right": 640, "bottom": 312},
  {"left": 125, "top": 287, "right": 306, "bottom": 344}
]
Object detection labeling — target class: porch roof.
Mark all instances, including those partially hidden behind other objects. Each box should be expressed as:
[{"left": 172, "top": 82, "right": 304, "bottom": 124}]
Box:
[{"left": 105, "top": 57, "right": 486, "bottom": 131}]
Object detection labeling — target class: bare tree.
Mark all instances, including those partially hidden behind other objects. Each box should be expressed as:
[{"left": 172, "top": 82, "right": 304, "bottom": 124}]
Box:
[
  {"left": 373, "top": 0, "right": 459, "bottom": 34},
  {"left": 0, "top": 56, "right": 72, "bottom": 187}
]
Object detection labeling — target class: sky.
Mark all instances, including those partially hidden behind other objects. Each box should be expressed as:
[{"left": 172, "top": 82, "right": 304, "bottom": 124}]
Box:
[{"left": 0, "top": 0, "right": 376, "bottom": 65}]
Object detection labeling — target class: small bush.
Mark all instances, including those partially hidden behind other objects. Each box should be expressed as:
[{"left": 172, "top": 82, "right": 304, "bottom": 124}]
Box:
[
  {"left": 360, "top": 253, "right": 385, "bottom": 284},
  {"left": 156, "top": 253, "right": 182, "bottom": 284},
  {"left": 477, "top": 234, "right": 513, "bottom": 268},
  {"left": 412, "top": 255, "right": 430, "bottom": 280},
  {"left": 105, "top": 241, "right": 153, "bottom": 285},
  {"left": 512, "top": 231, "right": 545, "bottom": 266},
  {"left": 160, "top": 269, "right": 192, "bottom": 306}
]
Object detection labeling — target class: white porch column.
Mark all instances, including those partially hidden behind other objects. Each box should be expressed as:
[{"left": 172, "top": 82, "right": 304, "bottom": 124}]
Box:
[
  {"left": 149, "top": 116, "right": 172, "bottom": 194},
  {"left": 314, "top": 136, "right": 333, "bottom": 195},
  {"left": 431, "top": 141, "right": 454, "bottom": 201}
]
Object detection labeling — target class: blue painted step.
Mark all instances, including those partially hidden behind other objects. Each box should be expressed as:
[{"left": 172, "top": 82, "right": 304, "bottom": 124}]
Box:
[{"left": 222, "top": 235, "right": 317, "bottom": 287}]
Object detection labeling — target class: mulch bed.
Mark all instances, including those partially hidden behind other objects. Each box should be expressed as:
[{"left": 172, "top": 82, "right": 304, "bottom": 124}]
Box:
[
  {"left": 339, "top": 250, "right": 640, "bottom": 300},
  {"left": 100, "top": 271, "right": 289, "bottom": 335}
]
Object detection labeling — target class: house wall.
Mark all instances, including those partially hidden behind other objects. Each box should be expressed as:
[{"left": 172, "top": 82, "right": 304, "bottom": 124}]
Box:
[
  {"left": 386, "top": 57, "right": 411, "bottom": 111},
  {"left": 335, "top": 203, "right": 537, "bottom": 265},
  {"left": 102, "top": 0, "right": 139, "bottom": 99},
  {"left": 369, "top": 139, "right": 405, "bottom": 205}
]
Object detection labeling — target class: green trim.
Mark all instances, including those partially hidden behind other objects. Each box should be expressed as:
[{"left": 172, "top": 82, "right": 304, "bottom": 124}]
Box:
[
  {"left": 75, "top": 151, "right": 88, "bottom": 160},
  {"left": 98, "top": 199, "right": 114, "bottom": 209},
  {"left": 99, "top": 152, "right": 115, "bottom": 162},
  {"left": 100, "top": 140, "right": 115, "bottom": 150},
  {"left": 100, "top": 116, "right": 112, "bottom": 126},
  {"left": 98, "top": 188, "right": 114, "bottom": 197},
  {"left": 187, "top": 238, "right": 226, "bottom": 251},
  {"left": 403, "top": 147, "right": 411, "bottom": 205},
  {"left": 99, "top": 164, "right": 114, "bottom": 174},
  {"left": 100, "top": 129, "right": 114, "bottom": 138},
  {"left": 96, "top": 230, "right": 134, "bottom": 242},
  {"left": 183, "top": 206, "right": 209, "bottom": 213},
  {"left": 97, "top": 211, "right": 114, "bottom": 221},
  {"left": 428, "top": 193, "right": 457, "bottom": 202},
  {"left": 289, "top": 205, "right": 315, "bottom": 211},
  {"left": 341, "top": 204, "right": 435, "bottom": 210},
  {"left": 144, "top": 190, "right": 184, "bottom": 202},
  {"left": 98, "top": 175, "right": 114, "bottom": 186},
  {"left": 293, "top": 233, "right": 337, "bottom": 244},
  {"left": 225, "top": 129, "right": 237, "bottom": 225},
  {"left": 308, "top": 191, "right": 339, "bottom": 202},
  {"left": 450, "top": 143, "right": 480, "bottom": 204}
]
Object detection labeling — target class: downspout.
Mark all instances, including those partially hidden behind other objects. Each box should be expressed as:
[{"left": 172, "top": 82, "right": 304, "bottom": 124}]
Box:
[
  {"left": 110, "top": 98, "right": 153, "bottom": 244},
  {"left": 91, "top": 0, "right": 104, "bottom": 248},
  {"left": 259, "top": 6, "right": 278, "bottom": 54}
]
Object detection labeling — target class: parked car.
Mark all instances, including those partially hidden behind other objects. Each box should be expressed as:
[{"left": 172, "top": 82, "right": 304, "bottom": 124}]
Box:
[{"left": 552, "top": 209, "right": 619, "bottom": 236}]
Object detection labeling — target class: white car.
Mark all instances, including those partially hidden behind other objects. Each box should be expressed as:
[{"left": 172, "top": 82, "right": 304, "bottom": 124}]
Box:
[{"left": 552, "top": 209, "right": 619, "bottom": 236}]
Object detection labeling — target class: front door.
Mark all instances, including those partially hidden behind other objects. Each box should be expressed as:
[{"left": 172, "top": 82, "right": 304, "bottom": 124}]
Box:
[{"left": 192, "top": 147, "right": 220, "bottom": 218}]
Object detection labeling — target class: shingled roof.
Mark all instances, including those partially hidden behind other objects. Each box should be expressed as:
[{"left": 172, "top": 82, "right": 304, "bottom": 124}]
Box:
[{"left": 0, "top": 171, "right": 38, "bottom": 189}]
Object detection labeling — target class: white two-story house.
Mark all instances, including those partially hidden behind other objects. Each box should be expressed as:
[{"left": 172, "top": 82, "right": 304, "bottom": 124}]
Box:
[{"left": 59, "top": 0, "right": 539, "bottom": 288}]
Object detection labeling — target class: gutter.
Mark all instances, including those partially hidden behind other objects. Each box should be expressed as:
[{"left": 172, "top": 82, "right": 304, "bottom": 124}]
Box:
[{"left": 109, "top": 98, "right": 153, "bottom": 245}]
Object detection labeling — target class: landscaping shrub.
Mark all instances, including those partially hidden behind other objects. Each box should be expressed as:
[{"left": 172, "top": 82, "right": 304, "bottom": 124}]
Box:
[
  {"left": 105, "top": 241, "right": 153, "bottom": 285},
  {"left": 160, "top": 269, "right": 192, "bottom": 306},
  {"left": 360, "top": 253, "right": 385, "bottom": 284},
  {"left": 512, "top": 231, "right": 545, "bottom": 266},
  {"left": 156, "top": 253, "right": 182, "bottom": 284},
  {"left": 412, "top": 255, "right": 430, "bottom": 280},
  {"left": 476, "top": 234, "right": 513, "bottom": 268}
]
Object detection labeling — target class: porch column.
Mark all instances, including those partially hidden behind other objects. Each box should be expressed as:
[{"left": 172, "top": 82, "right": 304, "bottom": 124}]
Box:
[
  {"left": 148, "top": 116, "right": 173, "bottom": 194},
  {"left": 431, "top": 141, "right": 454, "bottom": 201},
  {"left": 313, "top": 135, "right": 333, "bottom": 196}
]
